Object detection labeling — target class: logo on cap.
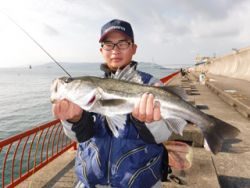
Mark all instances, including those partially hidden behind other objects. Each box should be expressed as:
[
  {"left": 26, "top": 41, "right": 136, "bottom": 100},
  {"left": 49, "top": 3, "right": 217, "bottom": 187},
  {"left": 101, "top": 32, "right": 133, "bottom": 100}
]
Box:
[{"left": 104, "top": 26, "right": 126, "bottom": 33}]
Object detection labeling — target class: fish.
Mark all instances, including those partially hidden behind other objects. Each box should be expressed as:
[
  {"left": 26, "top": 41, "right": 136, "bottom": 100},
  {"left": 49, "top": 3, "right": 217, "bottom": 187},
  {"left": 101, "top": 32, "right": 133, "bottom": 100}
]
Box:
[{"left": 50, "top": 76, "right": 240, "bottom": 154}]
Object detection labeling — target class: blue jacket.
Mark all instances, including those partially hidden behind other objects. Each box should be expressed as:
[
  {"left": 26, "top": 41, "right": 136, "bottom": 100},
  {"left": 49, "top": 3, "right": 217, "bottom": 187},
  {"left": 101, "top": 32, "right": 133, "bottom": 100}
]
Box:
[{"left": 62, "top": 62, "right": 170, "bottom": 188}]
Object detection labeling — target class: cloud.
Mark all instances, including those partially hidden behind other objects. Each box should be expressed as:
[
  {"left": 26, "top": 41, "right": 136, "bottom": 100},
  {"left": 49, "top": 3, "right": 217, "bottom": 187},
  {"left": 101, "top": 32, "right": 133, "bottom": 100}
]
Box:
[
  {"left": 1, "top": 0, "right": 250, "bottom": 68},
  {"left": 189, "top": 0, "right": 250, "bottom": 42}
]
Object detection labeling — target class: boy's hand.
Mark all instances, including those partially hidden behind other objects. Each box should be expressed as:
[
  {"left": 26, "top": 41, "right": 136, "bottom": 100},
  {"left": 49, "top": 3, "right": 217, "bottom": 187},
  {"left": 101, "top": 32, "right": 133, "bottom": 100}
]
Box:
[
  {"left": 132, "top": 93, "right": 161, "bottom": 123},
  {"left": 52, "top": 99, "right": 83, "bottom": 122}
]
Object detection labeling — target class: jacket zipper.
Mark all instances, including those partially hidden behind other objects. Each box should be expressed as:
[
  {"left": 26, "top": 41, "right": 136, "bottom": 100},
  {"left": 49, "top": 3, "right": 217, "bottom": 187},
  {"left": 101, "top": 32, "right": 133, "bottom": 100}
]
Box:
[
  {"left": 115, "top": 146, "right": 146, "bottom": 172},
  {"left": 107, "top": 137, "right": 113, "bottom": 184},
  {"left": 128, "top": 155, "right": 160, "bottom": 188},
  {"left": 89, "top": 142, "right": 101, "bottom": 168},
  {"left": 81, "top": 159, "right": 88, "bottom": 182}
]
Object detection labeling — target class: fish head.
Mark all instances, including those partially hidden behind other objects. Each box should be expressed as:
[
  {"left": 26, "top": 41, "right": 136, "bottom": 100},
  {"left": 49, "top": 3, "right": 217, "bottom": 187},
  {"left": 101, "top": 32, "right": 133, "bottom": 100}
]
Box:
[
  {"left": 50, "top": 76, "right": 99, "bottom": 111},
  {"left": 50, "top": 77, "right": 66, "bottom": 102}
]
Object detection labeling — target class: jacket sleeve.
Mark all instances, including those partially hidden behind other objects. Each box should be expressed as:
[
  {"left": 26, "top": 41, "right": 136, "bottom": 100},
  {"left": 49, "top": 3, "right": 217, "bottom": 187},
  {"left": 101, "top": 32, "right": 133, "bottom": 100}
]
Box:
[
  {"left": 131, "top": 77, "right": 173, "bottom": 144},
  {"left": 131, "top": 116, "right": 172, "bottom": 144},
  {"left": 61, "top": 111, "right": 95, "bottom": 143}
]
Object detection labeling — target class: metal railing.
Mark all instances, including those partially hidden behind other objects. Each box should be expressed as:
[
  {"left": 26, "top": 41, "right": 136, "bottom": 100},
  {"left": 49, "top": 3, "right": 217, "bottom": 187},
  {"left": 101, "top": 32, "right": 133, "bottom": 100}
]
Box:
[
  {"left": 160, "top": 70, "right": 180, "bottom": 84},
  {"left": 0, "top": 119, "right": 76, "bottom": 188}
]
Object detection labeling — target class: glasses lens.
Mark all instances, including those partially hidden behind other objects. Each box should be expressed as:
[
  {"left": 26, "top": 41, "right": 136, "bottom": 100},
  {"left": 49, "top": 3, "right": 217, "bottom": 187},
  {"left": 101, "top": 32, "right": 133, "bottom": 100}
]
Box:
[
  {"left": 102, "top": 42, "right": 114, "bottom": 51},
  {"left": 117, "top": 41, "right": 130, "bottom": 49},
  {"left": 102, "top": 41, "right": 131, "bottom": 51}
]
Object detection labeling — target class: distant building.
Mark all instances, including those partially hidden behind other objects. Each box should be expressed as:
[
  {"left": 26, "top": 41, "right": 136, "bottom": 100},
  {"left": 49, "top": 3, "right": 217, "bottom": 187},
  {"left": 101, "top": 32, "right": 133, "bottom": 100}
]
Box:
[{"left": 195, "top": 56, "right": 211, "bottom": 66}]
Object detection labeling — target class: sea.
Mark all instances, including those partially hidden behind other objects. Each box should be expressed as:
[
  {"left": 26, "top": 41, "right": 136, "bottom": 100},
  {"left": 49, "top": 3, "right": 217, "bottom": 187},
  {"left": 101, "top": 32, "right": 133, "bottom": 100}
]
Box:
[{"left": 0, "top": 62, "right": 183, "bottom": 140}]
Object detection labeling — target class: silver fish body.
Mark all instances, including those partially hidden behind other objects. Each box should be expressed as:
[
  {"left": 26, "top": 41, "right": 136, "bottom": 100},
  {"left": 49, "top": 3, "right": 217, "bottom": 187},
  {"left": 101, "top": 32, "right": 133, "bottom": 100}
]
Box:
[{"left": 51, "top": 76, "right": 240, "bottom": 154}]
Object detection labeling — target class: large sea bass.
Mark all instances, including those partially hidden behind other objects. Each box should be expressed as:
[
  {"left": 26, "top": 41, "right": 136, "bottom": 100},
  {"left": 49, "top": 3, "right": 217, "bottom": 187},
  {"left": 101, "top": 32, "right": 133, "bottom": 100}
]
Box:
[{"left": 50, "top": 76, "right": 240, "bottom": 154}]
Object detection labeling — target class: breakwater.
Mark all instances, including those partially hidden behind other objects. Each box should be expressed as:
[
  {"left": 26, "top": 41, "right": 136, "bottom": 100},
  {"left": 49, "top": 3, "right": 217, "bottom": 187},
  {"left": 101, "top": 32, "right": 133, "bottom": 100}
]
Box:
[{"left": 195, "top": 46, "right": 250, "bottom": 81}]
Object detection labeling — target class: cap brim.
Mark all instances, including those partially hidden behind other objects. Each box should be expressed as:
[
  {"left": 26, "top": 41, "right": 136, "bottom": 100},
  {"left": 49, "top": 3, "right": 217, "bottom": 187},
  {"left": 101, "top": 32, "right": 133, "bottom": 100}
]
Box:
[
  {"left": 99, "top": 30, "right": 132, "bottom": 42},
  {"left": 99, "top": 31, "right": 112, "bottom": 43}
]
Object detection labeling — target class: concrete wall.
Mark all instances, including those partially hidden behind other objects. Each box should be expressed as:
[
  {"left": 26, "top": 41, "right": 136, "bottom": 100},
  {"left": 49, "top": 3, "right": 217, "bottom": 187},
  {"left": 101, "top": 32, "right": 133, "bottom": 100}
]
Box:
[{"left": 195, "top": 46, "right": 250, "bottom": 81}]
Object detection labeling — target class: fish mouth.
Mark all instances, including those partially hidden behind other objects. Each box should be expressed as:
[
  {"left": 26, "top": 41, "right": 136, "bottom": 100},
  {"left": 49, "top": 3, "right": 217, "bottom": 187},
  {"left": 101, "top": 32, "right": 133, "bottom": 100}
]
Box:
[{"left": 50, "top": 78, "right": 63, "bottom": 102}]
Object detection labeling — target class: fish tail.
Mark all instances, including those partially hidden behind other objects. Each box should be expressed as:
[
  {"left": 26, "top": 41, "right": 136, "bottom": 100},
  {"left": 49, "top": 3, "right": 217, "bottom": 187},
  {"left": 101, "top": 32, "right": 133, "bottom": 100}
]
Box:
[{"left": 203, "top": 115, "right": 240, "bottom": 154}]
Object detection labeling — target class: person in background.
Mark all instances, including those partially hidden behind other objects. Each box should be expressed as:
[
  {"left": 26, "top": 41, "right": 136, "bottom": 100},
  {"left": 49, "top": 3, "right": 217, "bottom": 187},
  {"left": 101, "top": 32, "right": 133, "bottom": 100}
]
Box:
[
  {"left": 52, "top": 19, "right": 172, "bottom": 188},
  {"left": 180, "top": 68, "right": 186, "bottom": 77}
]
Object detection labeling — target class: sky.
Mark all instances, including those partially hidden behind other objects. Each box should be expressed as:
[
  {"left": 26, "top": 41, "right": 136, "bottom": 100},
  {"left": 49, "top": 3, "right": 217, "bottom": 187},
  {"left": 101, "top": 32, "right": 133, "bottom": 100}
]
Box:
[{"left": 0, "top": 0, "right": 250, "bottom": 68}]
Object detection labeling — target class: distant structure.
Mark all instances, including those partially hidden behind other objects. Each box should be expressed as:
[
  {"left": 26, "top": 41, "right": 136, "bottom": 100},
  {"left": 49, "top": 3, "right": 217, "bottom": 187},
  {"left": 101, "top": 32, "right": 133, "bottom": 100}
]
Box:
[
  {"left": 29, "top": 65, "right": 32, "bottom": 69},
  {"left": 194, "top": 45, "right": 250, "bottom": 81},
  {"left": 195, "top": 56, "right": 212, "bottom": 66}
]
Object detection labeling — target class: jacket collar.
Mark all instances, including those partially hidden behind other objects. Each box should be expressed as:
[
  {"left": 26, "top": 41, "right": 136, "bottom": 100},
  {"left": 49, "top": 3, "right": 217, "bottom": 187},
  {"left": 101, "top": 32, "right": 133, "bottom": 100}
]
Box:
[{"left": 100, "top": 61, "right": 138, "bottom": 77}]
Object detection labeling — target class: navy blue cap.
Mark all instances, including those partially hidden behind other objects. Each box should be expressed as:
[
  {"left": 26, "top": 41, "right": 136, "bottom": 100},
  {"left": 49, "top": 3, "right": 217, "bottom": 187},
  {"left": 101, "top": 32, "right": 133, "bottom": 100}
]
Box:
[{"left": 99, "top": 19, "right": 134, "bottom": 42}]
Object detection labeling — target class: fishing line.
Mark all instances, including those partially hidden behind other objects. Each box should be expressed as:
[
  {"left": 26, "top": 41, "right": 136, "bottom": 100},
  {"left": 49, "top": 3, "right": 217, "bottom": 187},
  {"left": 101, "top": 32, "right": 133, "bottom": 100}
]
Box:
[{"left": 0, "top": 10, "right": 72, "bottom": 77}]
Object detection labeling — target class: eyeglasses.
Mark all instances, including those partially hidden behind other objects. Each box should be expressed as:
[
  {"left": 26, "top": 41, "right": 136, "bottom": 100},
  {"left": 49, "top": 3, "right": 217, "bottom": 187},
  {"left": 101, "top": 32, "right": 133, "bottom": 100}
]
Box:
[{"left": 101, "top": 40, "right": 132, "bottom": 51}]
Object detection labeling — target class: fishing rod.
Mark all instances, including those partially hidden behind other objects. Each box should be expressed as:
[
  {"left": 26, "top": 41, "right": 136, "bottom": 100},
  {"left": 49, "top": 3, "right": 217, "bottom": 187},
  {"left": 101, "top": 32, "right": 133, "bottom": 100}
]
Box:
[{"left": 1, "top": 10, "right": 72, "bottom": 77}]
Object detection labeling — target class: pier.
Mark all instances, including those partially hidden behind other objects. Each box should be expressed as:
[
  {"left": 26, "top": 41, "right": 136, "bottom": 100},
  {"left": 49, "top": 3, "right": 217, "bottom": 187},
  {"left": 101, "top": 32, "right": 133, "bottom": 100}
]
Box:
[
  {"left": 162, "top": 72, "right": 250, "bottom": 187},
  {"left": 16, "top": 70, "right": 250, "bottom": 188}
]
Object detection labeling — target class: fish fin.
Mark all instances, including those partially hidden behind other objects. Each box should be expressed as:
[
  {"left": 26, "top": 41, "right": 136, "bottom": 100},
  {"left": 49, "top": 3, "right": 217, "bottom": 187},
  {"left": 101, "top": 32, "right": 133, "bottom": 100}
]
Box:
[
  {"left": 203, "top": 139, "right": 211, "bottom": 152},
  {"left": 99, "top": 99, "right": 127, "bottom": 106},
  {"left": 165, "top": 141, "right": 193, "bottom": 170},
  {"left": 161, "top": 86, "right": 188, "bottom": 100},
  {"left": 106, "top": 117, "right": 119, "bottom": 137},
  {"left": 202, "top": 115, "right": 240, "bottom": 154},
  {"left": 164, "top": 118, "right": 187, "bottom": 135},
  {"left": 106, "top": 115, "right": 126, "bottom": 137}
]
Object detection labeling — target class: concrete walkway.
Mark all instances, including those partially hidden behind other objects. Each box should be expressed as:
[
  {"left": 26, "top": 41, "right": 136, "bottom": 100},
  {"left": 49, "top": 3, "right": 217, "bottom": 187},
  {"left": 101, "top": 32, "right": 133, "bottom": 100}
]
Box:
[
  {"left": 205, "top": 73, "right": 250, "bottom": 118},
  {"left": 187, "top": 73, "right": 250, "bottom": 188},
  {"left": 17, "top": 149, "right": 76, "bottom": 188}
]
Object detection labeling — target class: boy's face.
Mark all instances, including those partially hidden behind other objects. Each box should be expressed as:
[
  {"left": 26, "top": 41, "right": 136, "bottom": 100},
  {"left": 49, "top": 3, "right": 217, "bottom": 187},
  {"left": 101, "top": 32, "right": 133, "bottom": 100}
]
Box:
[{"left": 100, "top": 31, "right": 137, "bottom": 71}]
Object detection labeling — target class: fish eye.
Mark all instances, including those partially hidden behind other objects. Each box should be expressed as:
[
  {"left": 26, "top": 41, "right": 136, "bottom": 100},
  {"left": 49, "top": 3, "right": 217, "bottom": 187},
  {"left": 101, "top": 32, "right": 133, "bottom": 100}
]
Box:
[{"left": 63, "top": 77, "right": 73, "bottom": 83}]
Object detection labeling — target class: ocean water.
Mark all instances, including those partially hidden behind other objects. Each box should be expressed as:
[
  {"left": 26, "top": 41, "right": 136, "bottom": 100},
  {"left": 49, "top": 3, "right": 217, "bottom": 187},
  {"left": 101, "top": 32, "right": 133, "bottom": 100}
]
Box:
[{"left": 0, "top": 62, "right": 178, "bottom": 140}]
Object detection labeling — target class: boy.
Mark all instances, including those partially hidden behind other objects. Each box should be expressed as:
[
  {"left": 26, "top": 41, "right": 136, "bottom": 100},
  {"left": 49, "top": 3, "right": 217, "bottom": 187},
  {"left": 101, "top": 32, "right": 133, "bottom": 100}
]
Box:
[{"left": 53, "top": 19, "right": 171, "bottom": 188}]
